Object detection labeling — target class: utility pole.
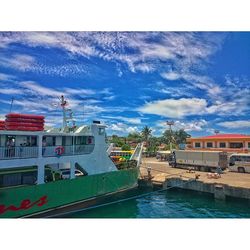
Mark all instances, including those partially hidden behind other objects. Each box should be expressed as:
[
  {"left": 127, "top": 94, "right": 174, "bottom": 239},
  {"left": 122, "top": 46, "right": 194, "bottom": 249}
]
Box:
[
  {"left": 166, "top": 120, "right": 175, "bottom": 152},
  {"left": 214, "top": 130, "right": 220, "bottom": 135}
]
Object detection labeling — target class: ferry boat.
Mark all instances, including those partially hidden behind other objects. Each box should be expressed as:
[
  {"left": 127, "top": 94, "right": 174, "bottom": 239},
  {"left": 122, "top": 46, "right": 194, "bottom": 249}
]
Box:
[{"left": 0, "top": 96, "right": 142, "bottom": 218}]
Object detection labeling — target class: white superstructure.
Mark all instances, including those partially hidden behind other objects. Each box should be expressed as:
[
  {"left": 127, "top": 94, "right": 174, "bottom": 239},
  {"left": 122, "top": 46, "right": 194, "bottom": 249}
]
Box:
[{"left": 0, "top": 122, "right": 117, "bottom": 184}]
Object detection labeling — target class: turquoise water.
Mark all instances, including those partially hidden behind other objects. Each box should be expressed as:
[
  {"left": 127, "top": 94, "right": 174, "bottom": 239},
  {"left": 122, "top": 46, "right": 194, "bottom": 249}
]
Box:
[{"left": 63, "top": 187, "right": 250, "bottom": 218}]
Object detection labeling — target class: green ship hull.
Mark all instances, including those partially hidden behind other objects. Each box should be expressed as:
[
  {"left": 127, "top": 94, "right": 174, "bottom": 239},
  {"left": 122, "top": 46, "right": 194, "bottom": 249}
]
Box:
[{"left": 0, "top": 168, "right": 139, "bottom": 218}]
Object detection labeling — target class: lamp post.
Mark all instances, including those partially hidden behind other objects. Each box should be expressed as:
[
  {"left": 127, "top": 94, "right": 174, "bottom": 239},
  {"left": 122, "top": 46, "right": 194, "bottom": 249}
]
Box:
[{"left": 166, "top": 120, "right": 174, "bottom": 152}]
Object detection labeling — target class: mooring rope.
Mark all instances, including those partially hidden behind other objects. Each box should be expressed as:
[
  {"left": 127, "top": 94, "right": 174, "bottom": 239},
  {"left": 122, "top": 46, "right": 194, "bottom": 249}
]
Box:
[{"left": 46, "top": 177, "right": 196, "bottom": 218}]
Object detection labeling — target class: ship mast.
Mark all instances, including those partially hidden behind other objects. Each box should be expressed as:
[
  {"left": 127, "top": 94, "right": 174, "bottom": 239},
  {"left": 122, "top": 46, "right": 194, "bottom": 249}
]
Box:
[{"left": 60, "top": 95, "right": 75, "bottom": 131}]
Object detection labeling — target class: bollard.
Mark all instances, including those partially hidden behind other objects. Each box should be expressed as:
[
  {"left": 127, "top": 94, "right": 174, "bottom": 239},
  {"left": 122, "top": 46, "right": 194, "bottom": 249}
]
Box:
[{"left": 147, "top": 166, "right": 152, "bottom": 180}]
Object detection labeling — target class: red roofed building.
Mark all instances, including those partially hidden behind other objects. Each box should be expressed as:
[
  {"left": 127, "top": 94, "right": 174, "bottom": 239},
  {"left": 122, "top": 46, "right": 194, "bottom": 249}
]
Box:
[{"left": 186, "top": 134, "right": 250, "bottom": 153}]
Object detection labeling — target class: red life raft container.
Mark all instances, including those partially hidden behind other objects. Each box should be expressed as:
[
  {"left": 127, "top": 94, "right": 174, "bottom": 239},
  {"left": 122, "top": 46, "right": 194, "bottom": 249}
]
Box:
[
  {"left": 5, "top": 122, "right": 44, "bottom": 128},
  {"left": 6, "top": 126, "right": 44, "bottom": 131},
  {"left": 0, "top": 120, "right": 5, "bottom": 130},
  {"left": 5, "top": 118, "right": 44, "bottom": 123},
  {"left": 5, "top": 113, "right": 45, "bottom": 131},
  {"left": 6, "top": 113, "right": 45, "bottom": 120}
]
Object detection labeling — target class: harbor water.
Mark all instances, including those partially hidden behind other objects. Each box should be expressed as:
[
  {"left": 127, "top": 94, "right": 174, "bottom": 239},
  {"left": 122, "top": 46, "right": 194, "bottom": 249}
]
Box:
[{"left": 61, "top": 187, "right": 250, "bottom": 218}]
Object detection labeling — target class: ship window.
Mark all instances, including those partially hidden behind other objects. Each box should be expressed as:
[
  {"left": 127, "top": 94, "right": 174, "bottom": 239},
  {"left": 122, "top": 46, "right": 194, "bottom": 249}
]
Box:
[
  {"left": 75, "top": 136, "right": 86, "bottom": 145},
  {"left": 219, "top": 142, "right": 226, "bottom": 148},
  {"left": 22, "top": 136, "right": 37, "bottom": 147},
  {"left": 195, "top": 142, "right": 201, "bottom": 148},
  {"left": 206, "top": 142, "right": 213, "bottom": 148},
  {"left": 99, "top": 128, "right": 105, "bottom": 135},
  {"left": 22, "top": 172, "right": 37, "bottom": 185},
  {"left": 31, "top": 136, "right": 37, "bottom": 146},
  {"left": 2, "top": 173, "right": 22, "bottom": 187},
  {"left": 63, "top": 136, "right": 73, "bottom": 146},
  {"left": 44, "top": 136, "right": 56, "bottom": 146},
  {"left": 248, "top": 142, "right": 250, "bottom": 148}
]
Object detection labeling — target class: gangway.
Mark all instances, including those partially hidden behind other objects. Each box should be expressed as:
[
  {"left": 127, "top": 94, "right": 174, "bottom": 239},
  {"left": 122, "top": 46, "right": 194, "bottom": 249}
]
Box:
[
  {"left": 130, "top": 143, "right": 144, "bottom": 167},
  {"left": 106, "top": 143, "right": 114, "bottom": 156}
]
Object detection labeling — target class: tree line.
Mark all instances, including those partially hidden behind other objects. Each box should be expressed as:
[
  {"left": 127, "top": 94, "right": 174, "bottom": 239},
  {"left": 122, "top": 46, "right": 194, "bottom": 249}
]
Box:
[{"left": 109, "top": 126, "right": 191, "bottom": 153}]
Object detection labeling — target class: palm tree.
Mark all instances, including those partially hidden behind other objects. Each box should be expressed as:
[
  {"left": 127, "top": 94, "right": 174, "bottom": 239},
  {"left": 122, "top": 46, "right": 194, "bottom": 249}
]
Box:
[
  {"left": 141, "top": 126, "right": 152, "bottom": 148},
  {"left": 127, "top": 132, "right": 142, "bottom": 143},
  {"left": 163, "top": 129, "right": 191, "bottom": 150},
  {"left": 163, "top": 129, "right": 176, "bottom": 149},
  {"left": 174, "top": 129, "right": 191, "bottom": 145}
]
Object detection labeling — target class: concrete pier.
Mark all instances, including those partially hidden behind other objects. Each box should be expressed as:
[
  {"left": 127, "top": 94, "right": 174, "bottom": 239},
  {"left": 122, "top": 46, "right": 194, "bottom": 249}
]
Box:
[{"left": 140, "top": 157, "right": 250, "bottom": 201}]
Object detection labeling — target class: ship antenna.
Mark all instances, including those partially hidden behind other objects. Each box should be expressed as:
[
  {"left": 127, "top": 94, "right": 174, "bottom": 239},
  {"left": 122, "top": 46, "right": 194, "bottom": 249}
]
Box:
[{"left": 9, "top": 97, "right": 14, "bottom": 113}]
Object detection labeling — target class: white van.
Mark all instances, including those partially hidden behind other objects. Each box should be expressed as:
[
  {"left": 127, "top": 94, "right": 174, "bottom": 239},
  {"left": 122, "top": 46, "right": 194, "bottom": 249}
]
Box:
[{"left": 229, "top": 154, "right": 250, "bottom": 173}]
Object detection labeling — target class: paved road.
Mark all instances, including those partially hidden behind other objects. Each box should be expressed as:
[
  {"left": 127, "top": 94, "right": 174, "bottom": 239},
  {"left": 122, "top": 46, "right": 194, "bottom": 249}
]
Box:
[{"left": 140, "top": 157, "right": 250, "bottom": 188}]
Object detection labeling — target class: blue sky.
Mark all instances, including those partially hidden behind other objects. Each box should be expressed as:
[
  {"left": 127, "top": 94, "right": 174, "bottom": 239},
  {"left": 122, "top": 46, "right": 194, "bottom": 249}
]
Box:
[{"left": 0, "top": 32, "right": 249, "bottom": 137}]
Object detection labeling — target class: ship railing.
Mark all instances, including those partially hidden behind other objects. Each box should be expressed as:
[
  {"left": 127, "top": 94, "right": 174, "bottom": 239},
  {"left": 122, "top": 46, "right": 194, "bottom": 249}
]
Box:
[
  {"left": 42, "top": 144, "right": 94, "bottom": 157},
  {"left": 0, "top": 146, "right": 38, "bottom": 160}
]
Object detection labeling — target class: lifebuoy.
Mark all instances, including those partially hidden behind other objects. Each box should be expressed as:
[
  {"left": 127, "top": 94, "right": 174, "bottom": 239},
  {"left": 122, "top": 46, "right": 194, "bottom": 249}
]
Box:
[{"left": 55, "top": 146, "right": 65, "bottom": 156}]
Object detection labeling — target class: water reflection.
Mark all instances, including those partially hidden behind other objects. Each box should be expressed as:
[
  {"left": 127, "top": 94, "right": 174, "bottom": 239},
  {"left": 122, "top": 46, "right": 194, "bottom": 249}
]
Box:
[{"left": 63, "top": 187, "right": 250, "bottom": 218}]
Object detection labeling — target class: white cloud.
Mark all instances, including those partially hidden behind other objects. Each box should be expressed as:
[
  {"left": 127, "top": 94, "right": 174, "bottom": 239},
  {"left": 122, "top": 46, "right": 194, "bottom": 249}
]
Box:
[
  {"left": 156, "top": 119, "right": 208, "bottom": 132},
  {"left": 218, "top": 120, "right": 250, "bottom": 129},
  {"left": 0, "top": 54, "right": 36, "bottom": 71},
  {"left": 63, "top": 88, "right": 96, "bottom": 96},
  {"left": 108, "top": 122, "right": 139, "bottom": 134},
  {"left": 133, "top": 63, "right": 155, "bottom": 73},
  {"left": 0, "top": 73, "right": 15, "bottom": 81},
  {"left": 20, "top": 81, "right": 63, "bottom": 97},
  {"left": 102, "top": 115, "right": 142, "bottom": 125},
  {"left": 0, "top": 81, "right": 118, "bottom": 126},
  {"left": 161, "top": 71, "right": 222, "bottom": 100},
  {"left": 0, "top": 88, "right": 24, "bottom": 95},
  {"left": 161, "top": 71, "right": 181, "bottom": 81},
  {"left": 138, "top": 98, "right": 208, "bottom": 118},
  {"left": 0, "top": 32, "right": 225, "bottom": 76},
  {"left": 138, "top": 96, "right": 249, "bottom": 119},
  {"left": 153, "top": 82, "right": 192, "bottom": 98},
  {"left": 174, "top": 119, "right": 208, "bottom": 131},
  {"left": 33, "top": 63, "right": 88, "bottom": 77}
]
